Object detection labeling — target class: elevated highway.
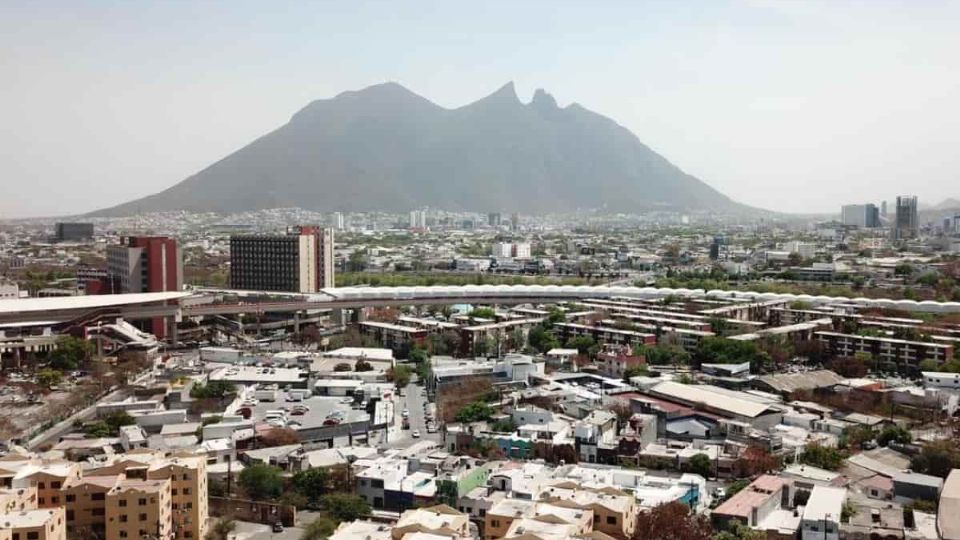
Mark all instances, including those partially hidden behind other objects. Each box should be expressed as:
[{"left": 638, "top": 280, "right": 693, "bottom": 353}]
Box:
[{"left": 3, "top": 285, "right": 960, "bottom": 328}]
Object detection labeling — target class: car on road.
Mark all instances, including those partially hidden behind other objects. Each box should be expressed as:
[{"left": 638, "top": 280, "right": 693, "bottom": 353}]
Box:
[
  {"left": 412, "top": 430, "right": 420, "bottom": 438},
  {"left": 712, "top": 487, "right": 727, "bottom": 500},
  {"left": 272, "top": 522, "right": 284, "bottom": 533},
  {"left": 402, "top": 409, "right": 409, "bottom": 417},
  {"left": 341, "top": 397, "right": 354, "bottom": 404},
  {"left": 427, "top": 424, "right": 437, "bottom": 434}
]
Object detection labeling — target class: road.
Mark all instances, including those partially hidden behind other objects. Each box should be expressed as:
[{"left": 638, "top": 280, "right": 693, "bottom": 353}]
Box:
[
  {"left": 383, "top": 380, "right": 440, "bottom": 449},
  {"left": 231, "top": 520, "right": 303, "bottom": 540}
]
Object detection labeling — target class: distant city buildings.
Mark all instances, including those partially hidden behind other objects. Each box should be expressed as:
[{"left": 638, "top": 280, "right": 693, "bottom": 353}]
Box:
[
  {"left": 409, "top": 210, "right": 427, "bottom": 229},
  {"left": 492, "top": 242, "right": 531, "bottom": 259},
  {"left": 331, "top": 211, "right": 345, "bottom": 231},
  {"left": 54, "top": 222, "right": 93, "bottom": 242},
  {"left": 230, "top": 225, "right": 334, "bottom": 293},
  {"left": 487, "top": 212, "right": 502, "bottom": 227},
  {"left": 840, "top": 203, "right": 880, "bottom": 228},
  {"left": 892, "top": 195, "right": 919, "bottom": 241}
]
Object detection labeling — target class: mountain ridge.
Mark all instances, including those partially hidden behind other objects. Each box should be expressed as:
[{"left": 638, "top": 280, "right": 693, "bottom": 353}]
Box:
[{"left": 91, "top": 82, "right": 752, "bottom": 217}]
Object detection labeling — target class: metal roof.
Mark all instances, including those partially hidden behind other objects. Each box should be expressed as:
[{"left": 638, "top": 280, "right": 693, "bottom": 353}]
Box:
[{"left": 0, "top": 291, "right": 191, "bottom": 314}]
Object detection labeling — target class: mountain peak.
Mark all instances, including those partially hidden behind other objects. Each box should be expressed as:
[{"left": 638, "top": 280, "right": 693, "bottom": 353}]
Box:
[
  {"left": 530, "top": 88, "right": 558, "bottom": 111},
  {"left": 473, "top": 82, "right": 520, "bottom": 106}
]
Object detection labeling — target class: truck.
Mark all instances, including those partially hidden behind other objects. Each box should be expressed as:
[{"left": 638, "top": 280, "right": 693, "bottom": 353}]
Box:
[{"left": 254, "top": 387, "right": 280, "bottom": 402}]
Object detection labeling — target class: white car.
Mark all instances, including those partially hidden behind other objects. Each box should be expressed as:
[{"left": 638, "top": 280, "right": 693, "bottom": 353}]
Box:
[
  {"left": 402, "top": 409, "right": 410, "bottom": 417},
  {"left": 412, "top": 430, "right": 421, "bottom": 438}
]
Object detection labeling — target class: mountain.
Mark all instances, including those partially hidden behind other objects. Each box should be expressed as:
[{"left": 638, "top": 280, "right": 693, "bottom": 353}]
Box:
[
  {"left": 933, "top": 198, "right": 960, "bottom": 210},
  {"left": 92, "top": 82, "right": 748, "bottom": 216}
]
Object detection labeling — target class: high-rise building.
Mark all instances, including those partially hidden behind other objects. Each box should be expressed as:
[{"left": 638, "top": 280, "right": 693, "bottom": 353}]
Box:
[
  {"left": 892, "top": 196, "right": 919, "bottom": 241},
  {"left": 487, "top": 213, "right": 502, "bottom": 227},
  {"left": 510, "top": 212, "right": 519, "bottom": 231},
  {"left": 840, "top": 204, "right": 880, "bottom": 228},
  {"left": 106, "top": 236, "right": 182, "bottom": 339},
  {"left": 409, "top": 210, "right": 427, "bottom": 229},
  {"left": 107, "top": 237, "right": 182, "bottom": 295},
  {"left": 230, "top": 226, "right": 334, "bottom": 293},
  {"left": 881, "top": 200, "right": 888, "bottom": 217},
  {"left": 54, "top": 223, "right": 94, "bottom": 242},
  {"left": 330, "top": 212, "right": 345, "bottom": 231}
]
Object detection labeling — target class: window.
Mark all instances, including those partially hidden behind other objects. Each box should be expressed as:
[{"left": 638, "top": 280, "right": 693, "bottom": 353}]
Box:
[
  {"left": 185, "top": 533, "right": 193, "bottom": 539},
  {"left": 186, "top": 502, "right": 193, "bottom": 509},
  {"left": 172, "top": 489, "right": 178, "bottom": 496},
  {"left": 182, "top": 474, "right": 189, "bottom": 481},
  {"left": 183, "top": 488, "right": 191, "bottom": 495},
  {"left": 66, "top": 494, "right": 75, "bottom": 503},
  {"left": 38, "top": 482, "right": 45, "bottom": 489},
  {"left": 607, "top": 516, "right": 617, "bottom": 525},
  {"left": 492, "top": 520, "right": 501, "bottom": 528},
  {"left": 51, "top": 496, "right": 59, "bottom": 504},
  {"left": 27, "top": 533, "right": 39, "bottom": 540},
  {"left": 92, "top": 509, "right": 104, "bottom": 516},
  {"left": 139, "top": 498, "right": 147, "bottom": 506},
  {"left": 173, "top": 503, "right": 179, "bottom": 510},
  {"left": 120, "top": 515, "right": 128, "bottom": 523},
  {"left": 51, "top": 481, "right": 61, "bottom": 489},
  {"left": 66, "top": 510, "right": 75, "bottom": 521},
  {"left": 139, "top": 514, "right": 147, "bottom": 522},
  {"left": 119, "top": 532, "right": 127, "bottom": 539},
  {"left": 119, "top": 500, "right": 127, "bottom": 507},
  {"left": 38, "top": 497, "right": 44, "bottom": 505},
  {"left": 92, "top": 493, "right": 105, "bottom": 501},
  {"left": 479, "top": 509, "right": 486, "bottom": 517}
]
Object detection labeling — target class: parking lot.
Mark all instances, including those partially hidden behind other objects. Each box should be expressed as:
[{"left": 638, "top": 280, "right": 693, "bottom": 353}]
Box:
[{"left": 246, "top": 393, "right": 369, "bottom": 430}]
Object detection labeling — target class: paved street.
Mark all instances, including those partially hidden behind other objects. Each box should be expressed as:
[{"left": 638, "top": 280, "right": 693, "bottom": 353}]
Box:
[
  {"left": 232, "top": 520, "right": 303, "bottom": 540},
  {"left": 382, "top": 380, "right": 440, "bottom": 449}
]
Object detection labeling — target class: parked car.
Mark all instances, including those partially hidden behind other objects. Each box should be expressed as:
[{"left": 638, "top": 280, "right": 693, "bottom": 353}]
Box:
[
  {"left": 272, "top": 522, "right": 284, "bottom": 533},
  {"left": 412, "top": 430, "right": 421, "bottom": 438}
]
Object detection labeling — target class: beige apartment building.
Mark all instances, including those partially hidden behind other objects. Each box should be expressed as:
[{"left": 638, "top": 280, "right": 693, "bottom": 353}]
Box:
[
  {"left": 0, "top": 507, "right": 67, "bottom": 540},
  {"left": 147, "top": 457, "right": 207, "bottom": 540},
  {"left": 0, "top": 488, "right": 37, "bottom": 514},
  {"left": 62, "top": 475, "right": 124, "bottom": 538},
  {"left": 12, "top": 464, "right": 81, "bottom": 510},
  {"left": 105, "top": 479, "right": 172, "bottom": 540}
]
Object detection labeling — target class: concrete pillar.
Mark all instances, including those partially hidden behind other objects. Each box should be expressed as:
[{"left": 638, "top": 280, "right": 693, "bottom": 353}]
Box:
[
  {"left": 293, "top": 311, "right": 301, "bottom": 334},
  {"left": 331, "top": 309, "right": 345, "bottom": 326}
]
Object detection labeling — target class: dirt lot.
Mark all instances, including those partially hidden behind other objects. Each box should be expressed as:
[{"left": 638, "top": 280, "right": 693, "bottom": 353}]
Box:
[{"left": 0, "top": 377, "right": 102, "bottom": 441}]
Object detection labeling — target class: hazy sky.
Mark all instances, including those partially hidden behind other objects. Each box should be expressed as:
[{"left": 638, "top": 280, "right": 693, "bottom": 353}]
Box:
[{"left": 2, "top": 1, "right": 959, "bottom": 218}]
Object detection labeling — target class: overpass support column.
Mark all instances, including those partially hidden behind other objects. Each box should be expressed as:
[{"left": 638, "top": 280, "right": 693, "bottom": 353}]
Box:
[
  {"left": 293, "top": 311, "right": 301, "bottom": 334},
  {"left": 331, "top": 309, "right": 345, "bottom": 326}
]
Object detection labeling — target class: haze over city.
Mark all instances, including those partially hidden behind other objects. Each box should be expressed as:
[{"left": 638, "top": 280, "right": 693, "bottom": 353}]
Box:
[{"left": 3, "top": 0, "right": 960, "bottom": 218}]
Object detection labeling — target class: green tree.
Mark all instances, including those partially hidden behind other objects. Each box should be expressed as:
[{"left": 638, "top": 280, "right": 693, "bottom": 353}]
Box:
[
  {"left": 387, "top": 365, "right": 413, "bottom": 388},
  {"left": 686, "top": 453, "right": 712, "bottom": 479},
  {"left": 408, "top": 347, "right": 429, "bottom": 364},
  {"left": 49, "top": 336, "right": 95, "bottom": 371},
  {"left": 292, "top": 468, "right": 330, "bottom": 507},
  {"left": 36, "top": 368, "right": 63, "bottom": 388},
  {"left": 528, "top": 325, "right": 560, "bottom": 353},
  {"left": 801, "top": 443, "right": 845, "bottom": 470},
  {"left": 877, "top": 425, "right": 912, "bottom": 447},
  {"left": 469, "top": 307, "right": 496, "bottom": 319},
  {"left": 566, "top": 336, "right": 597, "bottom": 356},
  {"left": 238, "top": 464, "right": 284, "bottom": 500},
  {"left": 321, "top": 493, "right": 370, "bottom": 521},
  {"left": 623, "top": 365, "right": 649, "bottom": 382},
  {"left": 456, "top": 401, "right": 492, "bottom": 423},
  {"left": 190, "top": 380, "right": 236, "bottom": 399},
  {"left": 910, "top": 440, "right": 960, "bottom": 478}
]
